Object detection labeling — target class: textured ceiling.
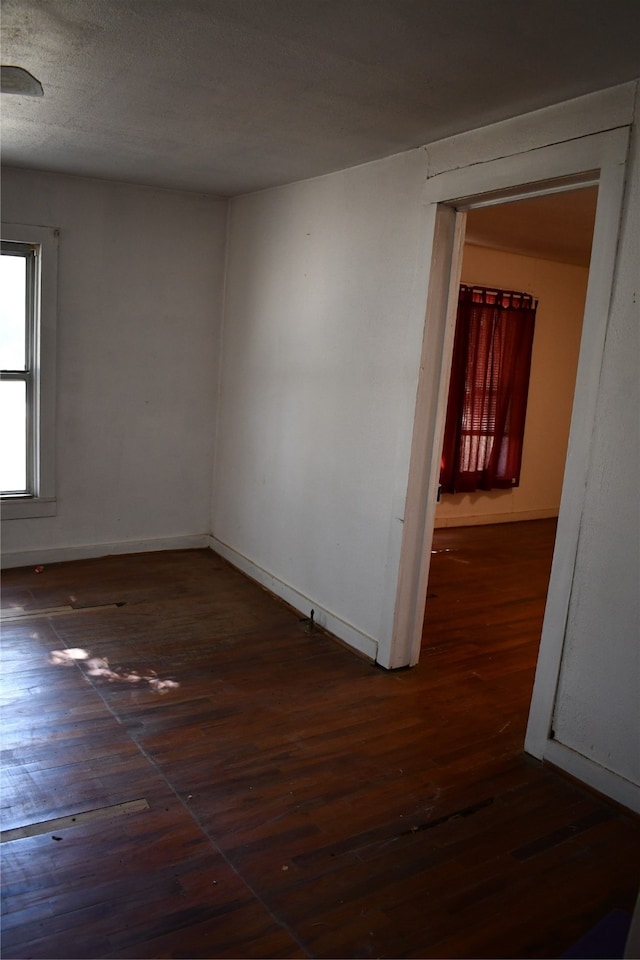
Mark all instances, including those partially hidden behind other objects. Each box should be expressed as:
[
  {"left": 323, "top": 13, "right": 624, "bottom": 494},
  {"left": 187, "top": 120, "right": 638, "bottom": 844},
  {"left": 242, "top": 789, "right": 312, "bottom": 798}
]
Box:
[{"left": 2, "top": 0, "right": 640, "bottom": 198}]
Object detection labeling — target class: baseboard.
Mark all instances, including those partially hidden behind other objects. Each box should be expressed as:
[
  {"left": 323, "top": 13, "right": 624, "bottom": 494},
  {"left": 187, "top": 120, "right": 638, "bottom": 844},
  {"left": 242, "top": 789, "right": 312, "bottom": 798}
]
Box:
[
  {"left": 543, "top": 739, "right": 640, "bottom": 814},
  {"left": 208, "top": 536, "right": 378, "bottom": 663},
  {"left": 0, "top": 534, "right": 211, "bottom": 570},
  {"left": 434, "top": 508, "right": 559, "bottom": 528}
]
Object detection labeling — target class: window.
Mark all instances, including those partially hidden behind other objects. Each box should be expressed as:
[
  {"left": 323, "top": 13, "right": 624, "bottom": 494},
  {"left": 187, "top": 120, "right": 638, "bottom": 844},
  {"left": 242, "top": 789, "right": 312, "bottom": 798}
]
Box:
[
  {"left": 2, "top": 241, "right": 36, "bottom": 495},
  {"left": 1, "top": 223, "right": 58, "bottom": 519},
  {"left": 440, "top": 284, "right": 536, "bottom": 494}
]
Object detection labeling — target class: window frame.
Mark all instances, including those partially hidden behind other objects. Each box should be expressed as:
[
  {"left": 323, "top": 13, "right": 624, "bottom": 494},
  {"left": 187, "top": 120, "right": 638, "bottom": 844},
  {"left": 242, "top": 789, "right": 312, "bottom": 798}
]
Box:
[
  {"left": 1, "top": 240, "right": 37, "bottom": 496},
  {"left": 1, "top": 223, "right": 58, "bottom": 520}
]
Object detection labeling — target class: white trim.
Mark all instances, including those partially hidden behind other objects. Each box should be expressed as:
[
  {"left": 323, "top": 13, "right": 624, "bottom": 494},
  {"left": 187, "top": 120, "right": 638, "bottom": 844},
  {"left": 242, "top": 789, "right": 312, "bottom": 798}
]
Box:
[
  {"left": 388, "top": 205, "right": 465, "bottom": 669},
  {"left": 434, "top": 509, "right": 558, "bottom": 529},
  {"left": 394, "top": 127, "right": 629, "bottom": 673},
  {"left": 209, "top": 536, "right": 378, "bottom": 662},
  {"left": 422, "top": 127, "right": 630, "bottom": 206},
  {"left": 0, "top": 534, "right": 210, "bottom": 569},
  {"left": 425, "top": 82, "right": 636, "bottom": 178},
  {"left": 1, "top": 497, "right": 57, "bottom": 520},
  {"left": 525, "top": 131, "right": 630, "bottom": 760},
  {"left": 451, "top": 171, "right": 601, "bottom": 212},
  {"left": 545, "top": 741, "right": 640, "bottom": 814},
  {"left": 1, "top": 221, "right": 58, "bottom": 516},
  {"left": 392, "top": 125, "right": 632, "bottom": 807}
]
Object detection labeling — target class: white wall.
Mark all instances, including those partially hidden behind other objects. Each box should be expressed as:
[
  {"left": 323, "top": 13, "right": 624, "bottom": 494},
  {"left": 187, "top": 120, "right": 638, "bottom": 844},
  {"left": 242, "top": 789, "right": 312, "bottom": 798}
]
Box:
[
  {"left": 550, "top": 96, "right": 640, "bottom": 790},
  {"left": 436, "top": 244, "right": 588, "bottom": 527},
  {"left": 420, "top": 86, "right": 638, "bottom": 806},
  {"left": 2, "top": 83, "right": 636, "bottom": 809},
  {"left": 1, "top": 168, "right": 228, "bottom": 565},
  {"left": 211, "top": 150, "right": 430, "bottom": 660},
  {"left": 213, "top": 82, "right": 638, "bottom": 807}
]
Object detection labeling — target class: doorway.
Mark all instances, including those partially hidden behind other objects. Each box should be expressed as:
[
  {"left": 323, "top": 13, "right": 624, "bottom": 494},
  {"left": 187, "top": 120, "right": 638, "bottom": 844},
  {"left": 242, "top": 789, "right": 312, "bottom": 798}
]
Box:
[
  {"left": 422, "top": 186, "right": 598, "bottom": 731},
  {"left": 435, "top": 187, "right": 597, "bottom": 532},
  {"left": 388, "top": 127, "right": 629, "bottom": 782}
]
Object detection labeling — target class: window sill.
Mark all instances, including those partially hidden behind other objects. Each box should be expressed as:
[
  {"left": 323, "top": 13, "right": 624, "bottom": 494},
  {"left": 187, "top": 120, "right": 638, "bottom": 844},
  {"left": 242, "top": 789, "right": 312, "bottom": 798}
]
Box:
[{"left": 1, "top": 498, "right": 57, "bottom": 520}]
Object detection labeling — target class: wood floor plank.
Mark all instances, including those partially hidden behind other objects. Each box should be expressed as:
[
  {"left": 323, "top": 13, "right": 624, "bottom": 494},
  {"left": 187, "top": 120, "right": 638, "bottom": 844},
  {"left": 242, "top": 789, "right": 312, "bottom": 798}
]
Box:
[{"left": 2, "top": 527, "right": 638, "bottom": 959}]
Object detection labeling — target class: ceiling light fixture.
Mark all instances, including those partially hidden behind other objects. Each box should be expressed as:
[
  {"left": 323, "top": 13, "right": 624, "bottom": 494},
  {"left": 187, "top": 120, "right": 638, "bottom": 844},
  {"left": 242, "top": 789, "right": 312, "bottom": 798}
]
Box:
[{"left": 1, "top": 66, "right": 44, "bottom": 96}]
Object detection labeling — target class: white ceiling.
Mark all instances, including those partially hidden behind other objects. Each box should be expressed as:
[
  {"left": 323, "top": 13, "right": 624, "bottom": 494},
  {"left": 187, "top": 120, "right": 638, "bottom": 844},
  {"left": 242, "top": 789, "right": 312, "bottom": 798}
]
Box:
[{"left": 2, "top": 0, "right": 640, "bottom": 198}]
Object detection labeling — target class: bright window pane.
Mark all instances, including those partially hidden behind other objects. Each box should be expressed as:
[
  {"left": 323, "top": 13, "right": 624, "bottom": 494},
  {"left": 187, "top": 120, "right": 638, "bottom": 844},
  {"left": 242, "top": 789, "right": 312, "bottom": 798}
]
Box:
[
  {"left": 0, "top": 254, "right": 27, "bottom": 370},
  {"left": 0, "top": 379, "right": 27, "bottom": 492}
]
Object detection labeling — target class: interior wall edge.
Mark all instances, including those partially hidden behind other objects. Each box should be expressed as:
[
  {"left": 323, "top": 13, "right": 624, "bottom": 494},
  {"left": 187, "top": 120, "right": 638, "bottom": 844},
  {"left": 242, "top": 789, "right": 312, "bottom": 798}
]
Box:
[
  {"left": 208, "top": 536, "right": 379, "bottom": 663},
  {"left": 542, "top": 741, "right": 640, "bottom": 814}
]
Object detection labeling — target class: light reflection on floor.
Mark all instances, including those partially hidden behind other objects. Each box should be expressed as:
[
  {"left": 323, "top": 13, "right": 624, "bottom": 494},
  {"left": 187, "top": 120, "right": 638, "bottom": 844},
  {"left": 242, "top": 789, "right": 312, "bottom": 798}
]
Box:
[{"left": 48, "top": 647, "right": 179, "bottom": 693}]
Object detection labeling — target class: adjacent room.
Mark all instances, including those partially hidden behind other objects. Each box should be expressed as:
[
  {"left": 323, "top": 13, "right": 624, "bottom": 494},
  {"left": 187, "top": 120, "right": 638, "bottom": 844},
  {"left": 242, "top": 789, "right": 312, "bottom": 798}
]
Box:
[
  {"left": 1, "top": 2, "right": 639, "bottom": 957},
  {"left": 422, "top": 186, "right": 596, "bottom": 741},
  {"left": 436, "top": 187, "right": 595, "bottom": 530}
]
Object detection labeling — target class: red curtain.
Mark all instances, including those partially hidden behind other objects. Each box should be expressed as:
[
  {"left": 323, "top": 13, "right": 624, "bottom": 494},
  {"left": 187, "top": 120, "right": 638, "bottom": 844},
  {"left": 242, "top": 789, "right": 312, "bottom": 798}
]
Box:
[{"left": 440, "top": 284, "right": 537, "bottom": 494}]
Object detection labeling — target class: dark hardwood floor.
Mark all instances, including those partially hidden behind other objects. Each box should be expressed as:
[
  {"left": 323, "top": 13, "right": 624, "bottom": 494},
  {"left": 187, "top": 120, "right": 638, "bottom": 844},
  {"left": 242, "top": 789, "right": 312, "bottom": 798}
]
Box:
[{"left": 1, "top": 520, "right": 638, "bottom": 959}]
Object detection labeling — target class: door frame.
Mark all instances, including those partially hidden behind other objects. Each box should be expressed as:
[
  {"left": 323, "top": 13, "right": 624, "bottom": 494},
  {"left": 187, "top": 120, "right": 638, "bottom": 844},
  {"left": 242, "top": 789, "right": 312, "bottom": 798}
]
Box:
[{"left": 388, "top": 126, "right": 630, "bottom": 762}]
